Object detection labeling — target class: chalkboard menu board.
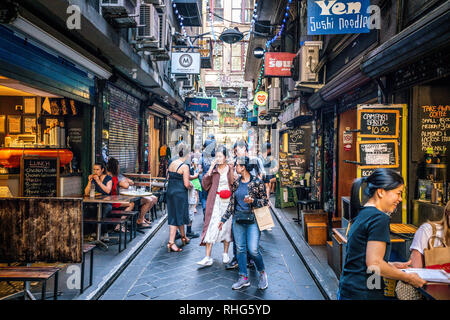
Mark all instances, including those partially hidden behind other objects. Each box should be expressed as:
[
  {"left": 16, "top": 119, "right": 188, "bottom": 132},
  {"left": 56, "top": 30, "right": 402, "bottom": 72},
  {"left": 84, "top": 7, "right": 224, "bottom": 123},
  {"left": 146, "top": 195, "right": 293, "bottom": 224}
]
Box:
[
  {"left": 418, "top": 105, "right": 450, "bottom": 155},
  {"left": 288, "top": 128, "right": 306, "bottom": 154},
  {"left": 20, "top": 157, "right": 60, "bottom": 197},
  {"left": 358, "top": 109, "right": 399, "bottom": 138},
  {"left": 279, "top": 152, "right": 291, "bottom": 187},
  {"left": 287, "top": 156, "right": 306, "bottom": 180},
  {"left": 357, "top": 140, "right": 399, "bottom": 169}
]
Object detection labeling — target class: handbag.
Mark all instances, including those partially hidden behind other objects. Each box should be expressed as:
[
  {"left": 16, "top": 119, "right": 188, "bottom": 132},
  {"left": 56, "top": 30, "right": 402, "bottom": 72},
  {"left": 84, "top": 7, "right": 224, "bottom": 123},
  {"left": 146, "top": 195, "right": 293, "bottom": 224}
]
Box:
[
  {"left": 424, "top": 223, "right": 450, "bottom": 273},
  {"left": 218, "top": 190, "right": 231, "bottom": 199},
  {"left": 253, "top": 206, "right": 275, "bottom": 231},
  {"left": 235, "top": 210, "right": 255, "bottom": 224},
  {"left": 395, "top": 281, "right": 424, "bottom": 300},
  {"left": 191, "top": 178, "right": 202, "bottom": 191}
]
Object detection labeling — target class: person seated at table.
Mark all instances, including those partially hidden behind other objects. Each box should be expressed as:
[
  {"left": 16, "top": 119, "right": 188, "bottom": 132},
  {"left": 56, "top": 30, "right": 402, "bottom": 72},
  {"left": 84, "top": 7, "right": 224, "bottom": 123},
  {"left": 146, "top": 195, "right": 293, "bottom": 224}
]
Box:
[
  {"left": 106, "top": 158, "right": 157, "bottom": 229},
  {"left": 409, "top": 201, "right": 450, "bottom": 271},
  {"left": 107, "top": 157, "right": 136, "bottom": 233},
  {"left": 84, "top": 162, "right": 113, "bottom": 235}
]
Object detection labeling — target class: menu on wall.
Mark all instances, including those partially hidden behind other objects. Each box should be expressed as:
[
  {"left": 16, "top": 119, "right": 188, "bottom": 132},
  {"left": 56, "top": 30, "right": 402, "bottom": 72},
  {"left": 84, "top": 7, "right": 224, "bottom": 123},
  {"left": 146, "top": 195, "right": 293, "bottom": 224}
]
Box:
[
  {"left": 419, "top": 105, "right": 450, "bottom": 155},
  {"left": 357, "top": 140, "right": 399, "bottom": 169},
  {"left": 287, "top": 156, "right": 307, "bottom": 181},
  {"left": 20, "top": 157, "right": 60, "bottom": 197},
  {"left": 279, "top": 152, "right": 291, "bottom": 187},
  {"left": 357, "top": 109, "right": 399, "bottom": 138},
  {"left": 288, "top": 128, "right": 306, "bottom": 154}
]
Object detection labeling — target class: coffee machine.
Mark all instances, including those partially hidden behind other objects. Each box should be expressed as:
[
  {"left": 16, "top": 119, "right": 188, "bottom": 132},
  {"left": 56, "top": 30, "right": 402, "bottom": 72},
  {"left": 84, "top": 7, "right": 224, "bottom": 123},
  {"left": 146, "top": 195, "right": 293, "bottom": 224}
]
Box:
[{"left": 426, "top": 164, "right": 447, "bottom": 205}]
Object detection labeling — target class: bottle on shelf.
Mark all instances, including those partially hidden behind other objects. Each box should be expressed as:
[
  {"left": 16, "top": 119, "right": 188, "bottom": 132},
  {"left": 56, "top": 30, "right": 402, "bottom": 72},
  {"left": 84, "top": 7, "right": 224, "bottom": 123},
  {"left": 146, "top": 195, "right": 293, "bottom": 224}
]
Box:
[{"left": 56, "top": 122, "right": 61, "bottom": 148}]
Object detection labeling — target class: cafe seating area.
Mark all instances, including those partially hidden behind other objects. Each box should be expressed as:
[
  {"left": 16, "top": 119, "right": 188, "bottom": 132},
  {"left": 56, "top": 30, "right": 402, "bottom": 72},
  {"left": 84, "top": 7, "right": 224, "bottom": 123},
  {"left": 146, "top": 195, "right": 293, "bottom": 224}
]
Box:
[{"left": 0, "top": 174, "right": 168, "bottom": 300}]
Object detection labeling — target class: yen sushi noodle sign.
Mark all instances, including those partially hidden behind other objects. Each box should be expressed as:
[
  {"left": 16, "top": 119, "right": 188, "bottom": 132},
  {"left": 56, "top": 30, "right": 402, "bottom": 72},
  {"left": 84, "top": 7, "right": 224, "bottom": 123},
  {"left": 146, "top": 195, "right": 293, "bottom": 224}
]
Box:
[{"left": 307, "top": 0, "right": 371, "bottom": 35}]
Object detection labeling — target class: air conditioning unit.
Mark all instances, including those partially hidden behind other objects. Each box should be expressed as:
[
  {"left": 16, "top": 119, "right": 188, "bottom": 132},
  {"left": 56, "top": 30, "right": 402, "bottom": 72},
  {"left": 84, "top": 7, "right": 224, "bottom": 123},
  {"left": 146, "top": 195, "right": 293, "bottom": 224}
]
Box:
[
  {"left": 138, "top": 3, "right": 159, "bottom": 42},
  {"left": 268, "top": 78, "right": 281, "bottom": 112},
  {"left": 101, "top": 0, "right": 137, "bottom": 16},
  {"left": 143, "top": 0, "right": 165, "bottom": 12},
  {"left": 183, "top": 75, "right": 194, "bottom": 88},
  {"left": 296, "top": 41, "right": 323, "bottom": 83}
]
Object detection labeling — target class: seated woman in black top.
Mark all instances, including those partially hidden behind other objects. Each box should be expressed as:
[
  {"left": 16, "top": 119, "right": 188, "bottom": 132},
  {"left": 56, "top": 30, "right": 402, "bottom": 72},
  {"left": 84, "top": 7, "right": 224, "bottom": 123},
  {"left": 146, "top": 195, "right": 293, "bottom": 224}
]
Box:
[
  {"left": 338, "top": 168, "right": 426, "bottom": 300},
  {"left": 84, "top": 162, "right": 112, "bottom": 196},
  {"left": 83, "top": 163, "right": 113, "bottom": 235}
]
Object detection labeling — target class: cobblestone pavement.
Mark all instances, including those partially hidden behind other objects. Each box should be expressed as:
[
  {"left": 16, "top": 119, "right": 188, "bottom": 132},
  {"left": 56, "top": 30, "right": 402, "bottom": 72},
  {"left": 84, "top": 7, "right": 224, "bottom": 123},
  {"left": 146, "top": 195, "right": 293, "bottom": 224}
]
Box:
[{"left": 100, "top": 207, "right": 325, "bottom": 300}]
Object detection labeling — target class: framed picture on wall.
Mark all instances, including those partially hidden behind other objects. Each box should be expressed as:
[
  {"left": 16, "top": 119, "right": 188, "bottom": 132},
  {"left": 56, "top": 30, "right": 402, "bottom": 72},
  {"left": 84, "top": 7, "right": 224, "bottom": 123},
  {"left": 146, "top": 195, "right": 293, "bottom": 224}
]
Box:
[
  {"left": 7, "top": 115, "right": 21, "bottom": 134},
  {"left": 24, "top": 97, "right": 36, "bottom": 114},
  {"left": 0, "top": 115, "right": 5, "bottom": 134},
  {"left": 23, "top": 117, "right": 36, "bottom": 134}
]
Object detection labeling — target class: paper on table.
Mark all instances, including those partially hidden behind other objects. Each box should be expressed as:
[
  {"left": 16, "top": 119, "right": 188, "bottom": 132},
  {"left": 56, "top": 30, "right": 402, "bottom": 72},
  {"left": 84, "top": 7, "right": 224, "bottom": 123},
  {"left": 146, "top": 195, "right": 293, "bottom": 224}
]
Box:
[{"left": 401, "top": 268, "right": 450, "bottom": 284}]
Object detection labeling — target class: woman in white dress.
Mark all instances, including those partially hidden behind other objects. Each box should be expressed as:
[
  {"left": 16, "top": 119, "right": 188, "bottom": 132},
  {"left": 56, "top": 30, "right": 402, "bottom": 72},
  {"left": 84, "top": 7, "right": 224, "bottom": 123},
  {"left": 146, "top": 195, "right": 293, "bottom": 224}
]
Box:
[{"left": 197, "top": 147, "right": 234, "bottom": 266}]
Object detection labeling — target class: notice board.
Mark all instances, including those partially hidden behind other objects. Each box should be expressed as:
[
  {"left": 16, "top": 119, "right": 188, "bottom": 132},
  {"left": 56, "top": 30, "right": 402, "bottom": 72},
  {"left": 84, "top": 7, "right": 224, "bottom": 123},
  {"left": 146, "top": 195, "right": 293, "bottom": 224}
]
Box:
[
  {"left": 357, "top": 109, "right": 400, "bottom": 138},
  {"left": 20, "top": 157, "right": 60, "bottom": 197},
  {"left": 356, "top": 104, "right": 407, "bottom": 223}
]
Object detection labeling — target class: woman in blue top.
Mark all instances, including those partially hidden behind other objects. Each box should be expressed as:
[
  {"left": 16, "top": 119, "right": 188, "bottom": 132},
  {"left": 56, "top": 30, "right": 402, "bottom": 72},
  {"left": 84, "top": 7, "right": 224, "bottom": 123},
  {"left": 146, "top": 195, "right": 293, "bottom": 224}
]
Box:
[{"left": 338, "top": 168, "right": 426, "bottom": 300}]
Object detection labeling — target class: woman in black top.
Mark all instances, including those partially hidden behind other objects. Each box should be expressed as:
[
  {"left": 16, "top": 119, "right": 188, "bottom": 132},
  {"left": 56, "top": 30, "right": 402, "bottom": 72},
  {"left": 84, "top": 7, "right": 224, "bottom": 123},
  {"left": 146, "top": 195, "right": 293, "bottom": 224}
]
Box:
[
  {"left": 338, "top": 169, "right": 425, "bottom": 300},
  {"left": 166, "top": 143, "right": 193, "bottom": 252}
]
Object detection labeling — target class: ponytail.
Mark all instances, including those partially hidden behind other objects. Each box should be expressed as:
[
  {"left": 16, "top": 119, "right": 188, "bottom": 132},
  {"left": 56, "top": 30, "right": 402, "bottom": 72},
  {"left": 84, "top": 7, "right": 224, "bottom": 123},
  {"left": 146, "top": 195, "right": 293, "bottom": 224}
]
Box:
[{"left": 349, "top": 169, "right": 404, "bottom": 222}]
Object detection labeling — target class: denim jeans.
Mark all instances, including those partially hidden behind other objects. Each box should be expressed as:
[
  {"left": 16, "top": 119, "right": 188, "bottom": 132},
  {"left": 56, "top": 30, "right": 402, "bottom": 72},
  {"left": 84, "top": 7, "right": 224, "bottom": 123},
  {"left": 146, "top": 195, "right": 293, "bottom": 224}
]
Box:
[{"left": 232, "top": 217, "right": 265, "bottom": 277}]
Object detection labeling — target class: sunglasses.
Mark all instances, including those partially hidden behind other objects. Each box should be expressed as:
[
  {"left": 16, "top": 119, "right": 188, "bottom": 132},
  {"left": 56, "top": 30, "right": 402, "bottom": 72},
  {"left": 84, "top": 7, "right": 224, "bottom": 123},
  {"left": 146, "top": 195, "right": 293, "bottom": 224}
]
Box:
[{"left": 259, "top": 115, "right": 271, "bottom": 121}]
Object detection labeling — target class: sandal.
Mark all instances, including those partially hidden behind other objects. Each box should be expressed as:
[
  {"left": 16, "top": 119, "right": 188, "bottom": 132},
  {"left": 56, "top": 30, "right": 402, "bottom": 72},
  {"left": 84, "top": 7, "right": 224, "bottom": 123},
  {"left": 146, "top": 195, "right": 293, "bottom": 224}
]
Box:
[
  {"left": 137, "top": 222, "right": 152, "bottom": 229},
  {"left": 114, "top": 225, "right": 127, "bottom": 233},
  {"left": 167, "top": 242, "right": 182, "bottom": 252},
  {"left": 181, "top": 236, "right": 190, "bottom": 245}
]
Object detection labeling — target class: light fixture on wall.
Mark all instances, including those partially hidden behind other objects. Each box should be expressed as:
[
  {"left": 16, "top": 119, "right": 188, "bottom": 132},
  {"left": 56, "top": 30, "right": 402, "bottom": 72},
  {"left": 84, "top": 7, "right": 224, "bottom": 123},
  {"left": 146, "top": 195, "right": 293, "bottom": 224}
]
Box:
[{"left": 219, "top": 27, "right": 244, "bottom": 44}]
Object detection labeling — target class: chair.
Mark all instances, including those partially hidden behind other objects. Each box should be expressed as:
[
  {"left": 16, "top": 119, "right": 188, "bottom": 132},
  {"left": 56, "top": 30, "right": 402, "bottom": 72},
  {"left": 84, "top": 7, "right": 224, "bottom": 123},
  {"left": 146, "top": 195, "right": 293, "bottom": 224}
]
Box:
[
  {"left": 110, "top": 210, "right": 139, "bottom": 241},
  {"left": 80, "top": 244, "right": 95, "bottom": 294},
  {"left": 83, "top": 217, "right": 127, "bottom": 253}
]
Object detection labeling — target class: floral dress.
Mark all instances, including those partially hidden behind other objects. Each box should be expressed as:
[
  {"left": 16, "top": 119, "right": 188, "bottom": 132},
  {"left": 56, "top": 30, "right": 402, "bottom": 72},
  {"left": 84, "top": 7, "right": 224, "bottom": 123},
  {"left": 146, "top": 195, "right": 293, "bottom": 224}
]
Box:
[{"left": 203, "top": 166, "right": 232, "bottom": 243}]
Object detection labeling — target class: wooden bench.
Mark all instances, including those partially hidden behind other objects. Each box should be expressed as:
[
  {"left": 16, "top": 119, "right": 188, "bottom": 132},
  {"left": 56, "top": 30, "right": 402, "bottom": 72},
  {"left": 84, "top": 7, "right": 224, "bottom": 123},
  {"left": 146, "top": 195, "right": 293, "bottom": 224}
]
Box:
[
  {"left": 84, "top": 217, "right": 127, "bottom": 253},
  {"left": 0, "top": 266, "right": 60, "bottom": 300},
  {"left": 80, "top": 244, "right": 95, "bottom": 294},
  {"left": 306, "top": 222, "right": 327, "bottom": 245}
]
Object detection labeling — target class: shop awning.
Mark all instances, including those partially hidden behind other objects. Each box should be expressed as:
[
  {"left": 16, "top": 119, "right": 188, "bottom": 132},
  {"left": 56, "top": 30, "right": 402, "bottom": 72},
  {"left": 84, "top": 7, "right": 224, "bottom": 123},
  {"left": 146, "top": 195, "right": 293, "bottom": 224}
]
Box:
[
  {"left": 173, "top": 0, "right": 202, "bottom": 27},
  {"left": 361, "top": 2, "right": 450, "bottom": 78}
]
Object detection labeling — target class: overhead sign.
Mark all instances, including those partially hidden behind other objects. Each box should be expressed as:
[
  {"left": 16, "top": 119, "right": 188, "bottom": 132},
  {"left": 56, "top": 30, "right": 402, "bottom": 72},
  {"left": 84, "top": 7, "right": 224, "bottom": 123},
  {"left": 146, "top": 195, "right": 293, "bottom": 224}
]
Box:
[
  {"left": 253, "top": 47, "right": 265, "bottom": 59},
  {"left": 264, "top": 52, "right": 296, "bottom": 77},
  {"left": 307, "top": 0, "right": 371, "bottom": 35},
  {"left": 171, "top": 52, "right": 201, "bottom": 74},
  {"left": 185, "top": 97, "right": 213, "bottom": 112},
  {"left": 254, "top": 91, "right": 268, "bottom": 106}
]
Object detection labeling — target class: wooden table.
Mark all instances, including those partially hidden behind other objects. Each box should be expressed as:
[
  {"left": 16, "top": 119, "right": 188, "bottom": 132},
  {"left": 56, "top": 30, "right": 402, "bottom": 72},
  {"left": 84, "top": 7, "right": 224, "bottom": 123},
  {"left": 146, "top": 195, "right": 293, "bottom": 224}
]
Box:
[
  {"left": 418, "top": 283, "right": 450, "bottom": 300},
  {"left": 83, "top": 195, "right": 139, "bottom": 249}
]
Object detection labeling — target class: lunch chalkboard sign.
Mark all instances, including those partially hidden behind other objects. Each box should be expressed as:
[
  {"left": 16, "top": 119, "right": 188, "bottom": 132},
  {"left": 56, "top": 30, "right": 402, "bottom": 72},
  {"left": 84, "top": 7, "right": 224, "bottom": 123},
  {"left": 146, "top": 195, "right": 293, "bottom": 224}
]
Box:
[
  {"left": 357, "top": 140, "right": 399, "bottom": 169},
  {"left": 287, "top": 156, "right": 306, "bottom": 181},
  {"left": 20, "top": 157, "right": 60, "bottom": 197},
  {"left": 357, "top": 109, "right": 399, "bottom": 138}
]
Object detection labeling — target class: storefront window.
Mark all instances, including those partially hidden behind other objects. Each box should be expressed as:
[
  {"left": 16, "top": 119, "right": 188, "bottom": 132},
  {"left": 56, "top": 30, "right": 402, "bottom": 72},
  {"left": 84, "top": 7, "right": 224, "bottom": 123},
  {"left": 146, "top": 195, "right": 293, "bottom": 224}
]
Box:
[
  {"left": 213, "top": 0, "right": 224, "bottom": 23},
  {"left": 232, "top": 0, "right": 253, "bottom": 23},
  {"left": 213, "top": 41, "right": 223, "bottom": 71}
]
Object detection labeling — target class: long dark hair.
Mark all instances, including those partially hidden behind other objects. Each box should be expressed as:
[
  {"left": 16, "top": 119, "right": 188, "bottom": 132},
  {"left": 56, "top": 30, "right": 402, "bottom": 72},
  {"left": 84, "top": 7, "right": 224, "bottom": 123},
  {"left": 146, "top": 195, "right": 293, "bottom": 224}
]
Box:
[
  {"left": 107, "top": 157, "right": 120, "bottom": 177},
  {"left": 235, "top": 156, "right": 257, "bottom": 176},
  {"left": 350, "top": 168, "right": 404, "bottom": 220}
]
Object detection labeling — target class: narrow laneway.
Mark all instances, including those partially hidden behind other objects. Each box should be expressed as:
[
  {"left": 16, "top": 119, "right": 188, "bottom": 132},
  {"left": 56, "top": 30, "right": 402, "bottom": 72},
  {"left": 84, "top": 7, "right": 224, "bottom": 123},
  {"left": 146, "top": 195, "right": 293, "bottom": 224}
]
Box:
[{"left": 100, "top": 207, "right": 325, "bottom": 300}]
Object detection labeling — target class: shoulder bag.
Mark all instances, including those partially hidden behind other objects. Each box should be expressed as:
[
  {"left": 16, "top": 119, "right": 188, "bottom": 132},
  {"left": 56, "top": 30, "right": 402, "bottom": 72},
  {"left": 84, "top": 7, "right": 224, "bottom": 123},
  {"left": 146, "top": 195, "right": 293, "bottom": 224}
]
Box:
[
  {"left": 424, "top": 223, "right": 450, "bottom": 273},
  {"left": 254, "top": 206, "right": 275, "bottom": 231},
  {"left": 235, "top": 210, "right": 255, "bottom": 224}
]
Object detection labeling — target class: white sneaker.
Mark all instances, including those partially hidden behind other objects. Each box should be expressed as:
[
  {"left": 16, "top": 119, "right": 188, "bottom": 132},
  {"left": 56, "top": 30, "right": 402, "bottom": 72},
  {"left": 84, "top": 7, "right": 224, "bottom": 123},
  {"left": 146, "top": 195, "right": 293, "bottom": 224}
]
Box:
[
  {"left": 222, "top": 253, "right": 230, "bottom": 264},
  {"left": 197, "top": 256, "right": 213, "bottom": 266}
]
